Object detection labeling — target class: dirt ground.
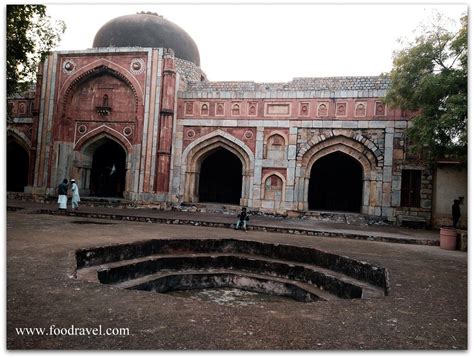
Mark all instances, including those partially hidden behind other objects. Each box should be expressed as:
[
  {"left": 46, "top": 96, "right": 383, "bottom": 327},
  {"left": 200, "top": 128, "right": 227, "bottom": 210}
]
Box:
[{"left": 6, "top": 210, "right": 467, "bottom": 350}]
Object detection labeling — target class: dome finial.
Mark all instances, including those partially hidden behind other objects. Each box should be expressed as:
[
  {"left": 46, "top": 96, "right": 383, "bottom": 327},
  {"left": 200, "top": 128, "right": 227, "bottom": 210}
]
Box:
[{"left": 137, "top": 11, "right": 163, "bottom": 19}]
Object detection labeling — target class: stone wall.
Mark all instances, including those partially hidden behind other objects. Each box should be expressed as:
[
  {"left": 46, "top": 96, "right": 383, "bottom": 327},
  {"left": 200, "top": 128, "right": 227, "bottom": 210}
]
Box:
[{"left": 432, "top": 164, "right": 467, "bottom": 228}]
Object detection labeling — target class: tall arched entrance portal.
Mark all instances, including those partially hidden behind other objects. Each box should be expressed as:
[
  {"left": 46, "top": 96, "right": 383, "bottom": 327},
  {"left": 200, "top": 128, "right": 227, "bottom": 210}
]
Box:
[
  {"left": 90, "top": 139, "right": 126, "bottom": 197},
  {"left": 198, "top": 148, "right": 242, "bottom": 204},
  {"left": 7, "top": 140, "right": 29, "bottom": 192},
  {"left": 308, "top": 152, "right": 363, "bottom": 212}
]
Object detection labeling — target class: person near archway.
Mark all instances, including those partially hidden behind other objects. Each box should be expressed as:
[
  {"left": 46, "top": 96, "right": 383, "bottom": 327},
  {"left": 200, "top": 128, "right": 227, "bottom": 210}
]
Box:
[
  {"left": 57, "top": 179, "right": 69, "bottom": 210},
  {"left": 71, "top": 179, "right": 81, "bottom": 210},
  {"left": 235, "top": 207, "right": 250, "bottom": 232},
  {"left": 452, "top": 199, "right": 461, "bottom": 228}
]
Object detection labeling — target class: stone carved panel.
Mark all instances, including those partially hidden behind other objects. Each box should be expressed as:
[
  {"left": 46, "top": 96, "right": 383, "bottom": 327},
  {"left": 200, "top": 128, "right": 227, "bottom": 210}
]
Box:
[
  {"left": 317, "top": 103, "right": 329, "bottom": 117},
  {"left": 355, "top": 102, "right": 366, "bottom": 117},
  {"left": 185, "top": 102, "right": 194, "bottom": 115},
  {"left": 336, "top": 102, "right": 347, "bottom": 116},
  {"left": 62, "top": 59, "right": 77, "bottom": 75},
  {"left": 264, "top": 175, "right": 283, "bottom": 201},
  {"left": 216, "top": 103, "right": 224, "bottom": 116},
  {"left": 300, "top": 102, "right": 309, "bottom": 116},
  {"left": 130, "top": 58, "right": 145, "bottom": 75},
  {"left": 375, "top": 101, "right": 386, "bottom": 116},
  {"left": 200, "top": 103, "right": 209, "bottom": 116},
  {"left": 265, "top": 134, "right": 286, "bottom": 161},
  {"left": 266, "top": 103, "right": 290, "bottom": 116},
  {"left": 248, "top": 102, "right": 257, "bottom": 116},
  {"left": 231, "top": 103, "right": 240, "bottom": 116}
]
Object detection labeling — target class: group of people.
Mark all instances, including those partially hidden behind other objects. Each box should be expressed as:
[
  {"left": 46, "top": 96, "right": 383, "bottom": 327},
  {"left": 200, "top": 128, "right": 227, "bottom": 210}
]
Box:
[{"left": 57, "top": 178, "right": 81, "bottom": 210}]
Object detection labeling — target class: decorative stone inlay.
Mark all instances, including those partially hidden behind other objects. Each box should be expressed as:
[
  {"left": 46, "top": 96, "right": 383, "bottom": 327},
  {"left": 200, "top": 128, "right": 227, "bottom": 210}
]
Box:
[
  {"left": 185, "top": 102, "right": 194, "bottom": 115},
  {"left": 336, "top": 103, "right": 347, "bottom": 116},
  {"left": 216, "top": 103, "right": 224, "bottom": 116},
  {"left": 300, "top": 103, "right": 309, "bottom": 116},
  {"left": 375, "top": 101, "right": 386, "bottom": 116},
  {"left": 130, "top": 58, "right": 145, "bottom": 75},
  {"left": 186, "top": 129, "right": 196, "bottom": 138},
  {"left": 232, "top": 103, "right": 240, "bottom": 116},
  {"left": 244, "top": 130, "right": 254, "bottom": 139},
  {"left": 355, "top": 103, "right": 366, "bottom": 117},
  {"left": 317, "top": 103, "right": 328, "bottom": 117},
  {"left": 123, "top": 126, "right": 133, "bottom": 137},
  {"left": 62, "top": 59, "right": 77, "bottom": 74},
  {"left": 248, "top": 103, "right": 257, "bottom": 116},
  {"left": 266, "top": 103, "right": 290, "bottom": 116},
  {"left": 200, "top": 103, "right": 209, "bottom": 116},
  {"left": 77, "top": 124, "right": 87, "bottom": 135}
]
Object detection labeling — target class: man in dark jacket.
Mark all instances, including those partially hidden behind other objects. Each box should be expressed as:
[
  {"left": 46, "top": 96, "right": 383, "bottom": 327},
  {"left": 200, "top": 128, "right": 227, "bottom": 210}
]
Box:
[
  {"left": 57, "top": 178, "right": 69, "bottom": 210},
  {"left": 452, "top": 199, "right": 461, "bottom": 228},
  {"left": 235, "top": 207, "right": 249, "bottom": 232}
]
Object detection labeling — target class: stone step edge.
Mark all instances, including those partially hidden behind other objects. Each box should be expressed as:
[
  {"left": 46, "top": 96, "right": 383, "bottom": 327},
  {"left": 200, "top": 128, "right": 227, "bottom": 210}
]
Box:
[
  {"left": 113, "top": 268, "right": 338, "bottom": 302},
  {"left": 36, "top": 209, "right": 438, "bottom": 246},
  {"left": 76, "top": 253, "right": 385, "bottom": 298},
  {"left": 79, "top": 252, "right": 384, "bottom": 297}
]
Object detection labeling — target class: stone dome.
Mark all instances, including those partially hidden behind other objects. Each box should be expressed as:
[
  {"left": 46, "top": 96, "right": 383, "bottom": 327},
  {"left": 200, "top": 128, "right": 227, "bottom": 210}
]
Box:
[{"left": 93, "top": 12, "right": 200, "bottom": 66}]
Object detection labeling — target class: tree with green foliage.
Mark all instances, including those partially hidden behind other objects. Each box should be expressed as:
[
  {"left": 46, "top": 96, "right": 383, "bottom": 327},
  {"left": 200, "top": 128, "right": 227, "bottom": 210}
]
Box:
[
  {"left": 385, "top": 14, "right": 467, "bottom": 163},
  {"left": 6, "top": 5, "right": 66, "bottom": 96}
]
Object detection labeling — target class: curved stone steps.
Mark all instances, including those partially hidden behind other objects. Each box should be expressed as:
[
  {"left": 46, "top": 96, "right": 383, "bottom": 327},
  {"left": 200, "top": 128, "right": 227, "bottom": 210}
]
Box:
[
  {"left": 113, "top": 269, "right": 336, "bottom": 302},
  {"left": 76, "top": 252, "right": 385, "bottom": 299},
  {"left": 75, "top": 238, "right": 389, "bottom": 302}
]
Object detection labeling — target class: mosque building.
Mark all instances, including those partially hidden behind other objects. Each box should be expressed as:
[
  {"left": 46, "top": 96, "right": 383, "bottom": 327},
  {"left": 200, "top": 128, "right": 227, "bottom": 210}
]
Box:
[{"left": 7, "top": 12, "right": 466, "bottom": 227}]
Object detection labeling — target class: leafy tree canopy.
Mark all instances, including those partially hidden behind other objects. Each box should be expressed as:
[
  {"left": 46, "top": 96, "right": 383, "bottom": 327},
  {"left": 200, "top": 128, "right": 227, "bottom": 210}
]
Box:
[
  {"left": 385, "top": 13, "right": 467, "bottom": 163},
  {"left": 7, "top": 5, "right": 65, "bottom": 96}
]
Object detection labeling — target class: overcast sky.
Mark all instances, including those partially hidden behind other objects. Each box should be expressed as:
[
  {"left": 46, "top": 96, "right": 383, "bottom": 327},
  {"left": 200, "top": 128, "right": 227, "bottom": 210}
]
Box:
[{"left": 44, "top": 2, "right": 467, "bottom": 82}]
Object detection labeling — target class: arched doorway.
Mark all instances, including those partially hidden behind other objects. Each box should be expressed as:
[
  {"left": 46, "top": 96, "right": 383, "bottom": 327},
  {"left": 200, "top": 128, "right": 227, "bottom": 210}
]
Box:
[
  {"left": 308, "top": 152, "right": 363, "bottom": 212},
  {"left": 7, "top": 140, "right": 29, "bottom": 192},
  {"left": 198, "top": 148, "right": 242, "bottom": 204},
  {"left": 90, "top": 139, "right": 126, "bottom": 197}
]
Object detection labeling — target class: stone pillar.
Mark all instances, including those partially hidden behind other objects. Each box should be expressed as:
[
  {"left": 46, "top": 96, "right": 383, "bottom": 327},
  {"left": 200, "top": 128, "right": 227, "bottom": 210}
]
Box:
[
  {"left": 251, "top": 127, "right": 265, "bottom": 208},
  {"left": 382, "top": 126, "right": 394, "bottom": 218},
  {"left": 155, "top": 55, "right": 176, "bottom": 193},
  {"left": 287, "top": 127, "right": 298, "bottom": 210}
]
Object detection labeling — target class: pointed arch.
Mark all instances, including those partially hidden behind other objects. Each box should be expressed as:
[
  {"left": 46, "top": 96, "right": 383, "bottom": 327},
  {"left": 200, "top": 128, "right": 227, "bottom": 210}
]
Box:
[
  {"left": 74, "top": 125, "right": 133, "bottom": 153},
  {"left": 301, "top": 135, "right": 379, "bottom": 176},
  {"left": 73, "top": 129, "right": 133, "bottom": 197},
  {"left": 181, "top": 129, "right": 255, "bottom": 205},
  {"left": 59, "top": 58, "right": 144, "bottom": 116},
  {"left": 295, "top": 134, "right": 383, "bottom": 213},
  {"left": 7, "top": 127, "right": 32, "bottom": 153},
  {"left": 182, "top": 129, "right": 255, "bottom": 172},
  {"left": 298, "top": 131, "right": 383, "bottom": 165},
  {"left": 7, "top": 128, "right": 31, "bottom": 192},
  {"left": 261, "top": 171, "right": 286, "bottom": 206}
]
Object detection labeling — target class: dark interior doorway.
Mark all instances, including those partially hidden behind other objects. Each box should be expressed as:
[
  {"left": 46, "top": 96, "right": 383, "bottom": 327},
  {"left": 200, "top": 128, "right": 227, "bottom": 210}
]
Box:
[
  {"left": 90, "top": 139, "right": 126, "bottom": 197},
  {"left": 198, "top": 148, "right": 242, "bottom": 204},
  {"left": 308, "top": 152, "right": 363, "bottom": 212},
  {"left": 7, "top": 140, "right": 29, "bottom": 192}
]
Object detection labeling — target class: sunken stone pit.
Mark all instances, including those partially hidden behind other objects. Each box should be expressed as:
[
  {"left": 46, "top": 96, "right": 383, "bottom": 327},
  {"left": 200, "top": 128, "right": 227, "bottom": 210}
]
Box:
[{"left": 75, "top": 238, "right": 390, "bottom": 303}]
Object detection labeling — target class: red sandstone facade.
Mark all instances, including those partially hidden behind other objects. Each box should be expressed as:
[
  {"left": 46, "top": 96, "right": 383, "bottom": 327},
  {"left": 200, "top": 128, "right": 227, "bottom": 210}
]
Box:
[{"left": 7, "top": 13, "right": 438, "bottom": 225}]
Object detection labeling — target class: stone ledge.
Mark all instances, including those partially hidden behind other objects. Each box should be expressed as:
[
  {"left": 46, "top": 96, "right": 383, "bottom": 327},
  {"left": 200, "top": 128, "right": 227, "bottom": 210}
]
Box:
[{"left": 35, "top": 209, "right": 438, "bottom": 247}]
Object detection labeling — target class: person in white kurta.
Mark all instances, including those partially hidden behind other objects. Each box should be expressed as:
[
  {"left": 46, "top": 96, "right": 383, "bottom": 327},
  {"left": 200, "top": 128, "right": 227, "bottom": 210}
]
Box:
[{"left": 70, "top": 179, "right": 80, "bottom": 210}]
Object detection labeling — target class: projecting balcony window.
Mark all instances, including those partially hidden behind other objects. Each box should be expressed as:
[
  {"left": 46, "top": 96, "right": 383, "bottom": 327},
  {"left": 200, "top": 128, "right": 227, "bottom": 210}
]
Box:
[{"left": 96, "top": 95, "right": 111, "bottom": 116}]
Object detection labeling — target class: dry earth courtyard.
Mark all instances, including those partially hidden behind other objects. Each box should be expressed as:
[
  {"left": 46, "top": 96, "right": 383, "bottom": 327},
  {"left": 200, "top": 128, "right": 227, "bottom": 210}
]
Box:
[{"left": 6, "top": 207, "right": 467, "bottom": 350}]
